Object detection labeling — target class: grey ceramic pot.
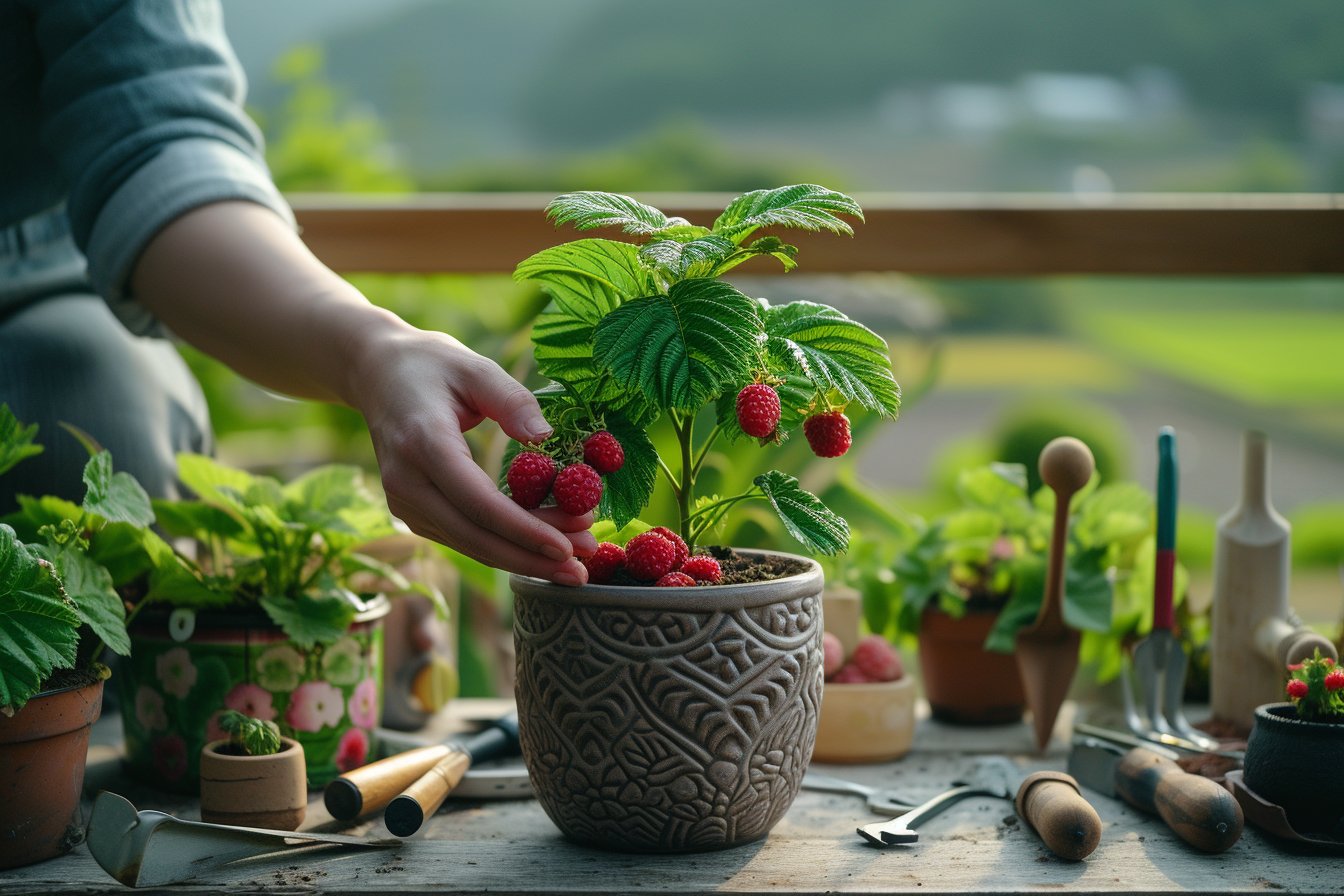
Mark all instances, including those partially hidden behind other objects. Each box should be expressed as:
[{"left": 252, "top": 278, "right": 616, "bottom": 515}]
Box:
[
  {"left": 1242, "top": 702, "right": 1344, "bottom": 833},
  {"left": 511, "top": 550, "right": 823, "bottom": 853}
]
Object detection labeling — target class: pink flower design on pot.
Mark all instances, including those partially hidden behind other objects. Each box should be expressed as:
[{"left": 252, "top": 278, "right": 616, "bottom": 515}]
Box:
[
  {"left": 335, "top": 727, "right": 370, "bottom": 773},
  {"left": 348, "top": 678, "right": 379, "bottom": 729},
  {"left": 135, "top": 685, "right": 167, "bottom": 732},
  {"left": 152, "top": 734, "right": 188, "bottom": 782},
  {"left": 224, "top": 682, "right": 277, "bottom": 722},
  {"left": 155, "top": 647, "right": 197, "bottom": 699},
  {"left": 285, "top": 680, "right": 345, "bottom": 732}
]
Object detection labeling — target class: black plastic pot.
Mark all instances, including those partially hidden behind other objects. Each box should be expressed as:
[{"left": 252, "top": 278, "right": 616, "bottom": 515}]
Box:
[{"left": 1242, "top": 702, "right": 1344, "bottom": 834}]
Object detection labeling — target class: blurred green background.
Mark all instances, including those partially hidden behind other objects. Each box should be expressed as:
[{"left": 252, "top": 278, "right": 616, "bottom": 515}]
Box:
[{"left": 192, "top": 1, "right": 1344, "bottom": 694}]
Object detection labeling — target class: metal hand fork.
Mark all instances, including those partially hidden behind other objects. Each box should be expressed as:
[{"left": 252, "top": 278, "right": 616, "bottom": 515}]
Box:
[
  {"left": 801, "top": 771, "right": 918, "bottom": 815},
  {"left": 856, "top": 757, "right": 1016, "bottom": 846},
  {"left": 87, "top": 792, "right": 400, "bottom": 888}
]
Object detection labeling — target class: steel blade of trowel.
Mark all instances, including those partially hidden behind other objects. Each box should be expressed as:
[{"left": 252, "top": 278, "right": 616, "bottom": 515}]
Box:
[
  {"left": 1073, "top": 722, "right": 1244, "bottom": 761},
  {"left": 1067, "top": 737, "right": 1244, "bottom": 853},
  {"left": 86, "top": 792, "right": 399, "bottom": 888}
]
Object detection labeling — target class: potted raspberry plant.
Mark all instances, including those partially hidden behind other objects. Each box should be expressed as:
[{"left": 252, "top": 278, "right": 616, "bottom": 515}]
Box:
[
  {"left": 1241, "top": 649, "right": 1344, "bottom": 834},
  {"left": 504, "top": 185, "right": 901, "bottom": 853}
]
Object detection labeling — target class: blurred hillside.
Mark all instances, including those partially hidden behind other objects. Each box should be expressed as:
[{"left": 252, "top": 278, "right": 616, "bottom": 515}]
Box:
[{"left": 224, "top": 0, "right": 1344, "bottom": 193}]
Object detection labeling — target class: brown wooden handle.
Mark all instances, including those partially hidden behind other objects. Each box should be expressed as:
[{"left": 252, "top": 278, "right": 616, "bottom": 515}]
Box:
[
  {"left": 1114, "top": 748, "right": 1244, "bottom": 853},
  {"left": 383, "top": 752, "right": 472, "bottom": 837},
  {"left": 323, "top": 744, "right": 452, "bottom": 820},
  {"left": 1015, "top": 771, "right": 1102, "bottom": 861}
]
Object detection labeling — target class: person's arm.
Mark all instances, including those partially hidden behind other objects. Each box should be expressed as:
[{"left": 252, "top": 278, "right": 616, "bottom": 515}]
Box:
[{"left": 130, "top": 200, "right": 593, "bottom": 584}]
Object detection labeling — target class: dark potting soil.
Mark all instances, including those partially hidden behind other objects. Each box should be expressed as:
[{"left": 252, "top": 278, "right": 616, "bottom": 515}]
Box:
[{"left": 603, "top": 546, "right": 810, "bottom": 587}]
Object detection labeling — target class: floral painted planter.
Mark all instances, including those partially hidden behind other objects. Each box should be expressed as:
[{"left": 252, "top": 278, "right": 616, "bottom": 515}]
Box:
[{"left": 116, "top": 598, "right": 387, "bottom": 793}]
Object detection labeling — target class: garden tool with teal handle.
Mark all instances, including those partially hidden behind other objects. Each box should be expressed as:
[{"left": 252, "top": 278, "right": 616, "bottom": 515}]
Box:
[{"left": 1124, "top": 427, "right": 1220, "bottom": 751}]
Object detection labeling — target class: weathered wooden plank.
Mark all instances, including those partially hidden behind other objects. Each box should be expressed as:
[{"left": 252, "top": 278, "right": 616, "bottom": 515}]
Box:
[
  {"left": 5, "top": 703, "right": 1337, "bottom": 896},
  {"left": 289, "top": 193, "right": 1344, "bottom": 277}
]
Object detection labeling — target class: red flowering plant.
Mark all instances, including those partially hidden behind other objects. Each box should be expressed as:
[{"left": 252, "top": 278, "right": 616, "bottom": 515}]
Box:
[
  {"left": 504, "top": 186, "right": 901, "bottom": 585},
  {"left": 1285, "top": 649, "right": 1344, "bottom": 723}
]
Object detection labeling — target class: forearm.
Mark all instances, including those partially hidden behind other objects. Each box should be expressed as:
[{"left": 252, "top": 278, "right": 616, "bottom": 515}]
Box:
[{"left": 129, "top": 200, "right": 398, "bottom": 406}]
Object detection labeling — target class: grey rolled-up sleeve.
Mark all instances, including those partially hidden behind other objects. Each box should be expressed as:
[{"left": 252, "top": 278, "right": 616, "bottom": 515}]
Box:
[{"left": 28, "top": 0, "right": 295, "bottom": 334}]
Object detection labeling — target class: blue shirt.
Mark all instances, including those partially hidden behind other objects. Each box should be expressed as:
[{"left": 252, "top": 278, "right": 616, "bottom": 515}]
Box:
[{"left": 0, "top": 0, "right": 293, "bottom": 334}]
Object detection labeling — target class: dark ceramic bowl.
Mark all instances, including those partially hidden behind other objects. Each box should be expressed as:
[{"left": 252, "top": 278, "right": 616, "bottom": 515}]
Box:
[
  {"left": 510, "top": 550, "right": 823, "bottom": 853},
  {"left": 1243, "top": 702, "right": 1344, "bottom": 834}
]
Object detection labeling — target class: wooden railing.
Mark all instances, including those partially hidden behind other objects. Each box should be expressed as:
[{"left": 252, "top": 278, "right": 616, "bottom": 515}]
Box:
[{"left": 290, "top": 192, "right": 1344, "bottom": 277}]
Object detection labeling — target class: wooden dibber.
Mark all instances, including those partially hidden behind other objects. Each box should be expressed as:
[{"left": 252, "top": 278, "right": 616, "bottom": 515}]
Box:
[
  {"left": 324, "top": 744, "right": 454, "bottom": 821},
  {"left": 1014, "top": 771, "right": 1103, "bottom": 861},
  {"left": 1016, "top": 436, "right": 1096, "bottom": 751}
]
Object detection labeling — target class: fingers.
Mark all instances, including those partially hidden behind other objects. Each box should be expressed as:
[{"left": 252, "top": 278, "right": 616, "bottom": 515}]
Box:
[
  {"left": 461, "top": 354, "right": 552, "bottom": 445},
  {"left": 531, "top": 507, "right": 598, "bottom": 557}
]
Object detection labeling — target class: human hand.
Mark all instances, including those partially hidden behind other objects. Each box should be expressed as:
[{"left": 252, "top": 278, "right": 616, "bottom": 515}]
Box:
[{"left": 350, "top": 324, "right": 595, "bottom": 585}]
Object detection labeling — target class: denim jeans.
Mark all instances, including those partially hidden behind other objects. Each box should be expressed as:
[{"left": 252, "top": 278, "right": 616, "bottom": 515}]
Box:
[{"left": 0, "top": 207, "right": 212, "bottom": 512}]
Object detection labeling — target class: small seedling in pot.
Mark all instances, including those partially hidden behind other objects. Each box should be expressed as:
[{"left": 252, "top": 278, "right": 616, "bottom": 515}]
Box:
[{"left": 217, "top": 709, "right": 283, "bottom": 756}]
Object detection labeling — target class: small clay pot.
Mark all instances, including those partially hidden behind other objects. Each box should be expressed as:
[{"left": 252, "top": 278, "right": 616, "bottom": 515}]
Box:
[
  {"left": 917, "top": 607, "right": 1025, "bottom": 725},
  {"left": 511, "top": 550, "right": 823, "bottom": 853},
  {"left": 1242, "top": 703, "right": 1344, "bottom": 833},
  {"left": 0, "top": 678, "right": 103, "bottom": 869},
  {"left": 199, "top": 737, "right": 308, "bottom": 830}
]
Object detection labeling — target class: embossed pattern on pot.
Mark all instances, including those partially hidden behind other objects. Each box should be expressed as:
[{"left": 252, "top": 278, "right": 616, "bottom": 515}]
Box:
[{"left": 511, "top": 553, "right": 824, "bottom": 853}]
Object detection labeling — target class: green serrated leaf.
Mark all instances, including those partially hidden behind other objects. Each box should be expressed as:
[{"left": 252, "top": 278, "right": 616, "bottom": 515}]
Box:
[
  {"left": 151, "top": 499, "right": 246, "bottom": 542},
  {"left": 764, "top": 301, "right": 901, "bottom": 417},
  {"left": 175, "top": 453, "right": 258, "bottom": 512},
  {"left": 753, "top": 471, "right": 849, "bottom": 555},
  {"left": 638, "top": 235, "right": 737, "bottom": 281},
  {"left": 595, "top": 414, "right": 659, "bottom": 531},
  {"left": 712, "top": 184, "right": 863, "bottom": 242},
  {"left": 81, "top": 453, "right": 155, "bottom": 527},
  {"left": 0, "top": 524, "right": 80, "bottom": 710},
  {"left": 546, "top": 191, "right": 691, "bottom": 236},
  {"left": 593, "top": 279, "right": 760, "bottom": 411},
  {"left": 260, "top": 591, "right": 359, "bottom": 649},
  {"left": 46, "top": 542, "right": 130, "bottom": 657},
  {"left": 0, "top": 404, "right": 42, "bottom": 478}
]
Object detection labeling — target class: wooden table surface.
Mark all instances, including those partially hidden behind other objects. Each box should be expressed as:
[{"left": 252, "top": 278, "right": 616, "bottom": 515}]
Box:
[{"left": 4, "top": 699, "right": 1339, "bottom": 896}]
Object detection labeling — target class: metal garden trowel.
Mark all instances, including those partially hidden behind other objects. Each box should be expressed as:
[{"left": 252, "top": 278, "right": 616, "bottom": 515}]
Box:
[{"left": 86, "top": 792, "right": 400, "bottom": 888}]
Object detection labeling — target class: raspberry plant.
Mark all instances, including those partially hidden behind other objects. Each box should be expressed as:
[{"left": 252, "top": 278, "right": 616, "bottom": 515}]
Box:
[{"left": 509, "top": 185, "right": 901, "bottom": 557}]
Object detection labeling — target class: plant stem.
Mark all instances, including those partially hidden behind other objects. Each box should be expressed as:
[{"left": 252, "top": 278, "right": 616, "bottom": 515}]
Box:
[
  {"left": 673, "top": 411, "right": 694, "bottom": 546},
  {"left": 690, "top": 423, "right": 722, "bottom": 480},
  {"left": 688, "top": 490, "right": 762, "bottom": 544}
]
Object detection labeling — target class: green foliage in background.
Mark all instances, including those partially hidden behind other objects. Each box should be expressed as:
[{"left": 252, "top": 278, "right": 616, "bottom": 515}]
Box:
[{"left": 990, "top": 397, "right": 1130, "bottom": 494}]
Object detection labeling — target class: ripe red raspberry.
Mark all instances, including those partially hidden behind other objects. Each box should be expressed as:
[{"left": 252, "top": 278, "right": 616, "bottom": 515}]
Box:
[
  {"left": 506, "top": 450, "right": 556, "bottom": 509},
  {"left": 648, "top": 526, "right": 689, "bottom": 568},
  {"left": 803, "top": 410, "right": 852, "bottom": 458},
  {"left": 829, "top": 663, "right": 871, "bottom": 684},
  {"left": 822, "top": 631, "right": 845, "bottom": 680},
  {"left": 552, "top": 463, "right": 603, "bottom": 515},
  {"left": 1325, "top": 669, "right": 1344, "bottom": 692},
  {"left": 583, "top": 542, "right": 626, "bottom": 585},
  {"left": 850, "top": 633, "right": 904, "bottom": 682},
  {"left": 581, "top": 430, "right": 625, "bottom": 474},
  {"left": 623, "top": 531, "right": 678, "bottom": 582},
  {"left": 678, "top": 554, "right": 721, "bottom": 584},
  {"left": 735, "top": 383, "right": 781, "bottom": 438},
  {"left": 654, "top": 571, "right": 697, "bottom": 587},
  {"left": 1286, "top": 678, "right": 1310, "bottom": 699}
]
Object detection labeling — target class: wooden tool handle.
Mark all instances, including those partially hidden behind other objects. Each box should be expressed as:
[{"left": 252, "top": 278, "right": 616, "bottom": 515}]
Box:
[
  {"left": 1114, "top": 748, "right": 1244, "bottom": 853},
  {"left": 384, "top": 751, "right": 472, "bottom": 837},
  {"left": 1015, "top": 771, "right": 1102, "bottom": 861},
  {"left": 323, "top": 744, "right": 452, "bottom": 821}
]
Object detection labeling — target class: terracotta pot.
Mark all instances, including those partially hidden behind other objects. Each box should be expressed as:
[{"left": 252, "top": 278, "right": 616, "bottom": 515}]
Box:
[
  {"left": 200, "top": 736, "right": 308, "bottom": 830},
  {"left": 1242, "top": 702, "right": 1344, "bottom": 832},
  {"left": 0, "top": 678, "right": 103, "bottom": 869},
  {"left": 118, "top": 597, "right": 388, "bottom": 793},
  {"left": 917, "top": 607, "right": 1025, "bottom": 725},
  {"left": 511, "top": 550, "right": 823, "bottom": 853}
]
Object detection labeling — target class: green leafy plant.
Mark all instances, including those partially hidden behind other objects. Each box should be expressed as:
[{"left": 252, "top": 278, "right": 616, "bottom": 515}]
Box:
[
  {"left": 129, "top": 453, "right": 442, "bottom": 648},
  {"left": 505, "top": 185, "right": 901, "bottom": 578},
  {"left": 861, "top": 461, "right": 1177, "bottom": 680},
  {"left": 217, "top": 708, "right": 284, "bottom": 755},
  {"left": 1285, "top": 649, "right": 1344, "bottom": 723},
  {"left": 0, "top": 405, "right": 150, "bottom": 713}
]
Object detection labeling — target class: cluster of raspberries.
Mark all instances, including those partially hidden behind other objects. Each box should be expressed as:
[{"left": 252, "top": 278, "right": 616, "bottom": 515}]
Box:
[
  {"left": 505, "top": 430, "right": 624, "bottom": 514},
  {"left": 582, "top": 528, "right": 723, "bottom": 587},
  {"left": 823, "top": 632, "right": 905, "bottom": 683},
  {"left": 735, "top": 383, "right": 851, "bottom": 458}
]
